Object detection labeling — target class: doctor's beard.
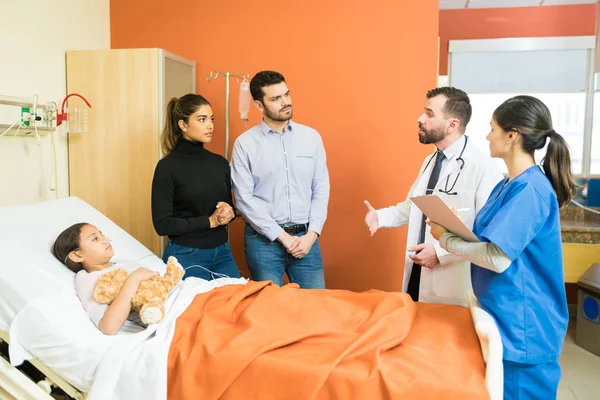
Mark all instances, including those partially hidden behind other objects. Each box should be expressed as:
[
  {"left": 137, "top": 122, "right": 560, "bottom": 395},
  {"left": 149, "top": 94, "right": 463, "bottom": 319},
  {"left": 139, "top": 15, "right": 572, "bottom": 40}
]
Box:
[{"left": 418, "top": 124, "right": 446, "bottom": 144}]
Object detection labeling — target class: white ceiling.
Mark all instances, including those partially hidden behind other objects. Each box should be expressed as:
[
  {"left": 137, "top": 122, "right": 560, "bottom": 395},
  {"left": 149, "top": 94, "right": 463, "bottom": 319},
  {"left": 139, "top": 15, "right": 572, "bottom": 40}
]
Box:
[{"left": 440, "top": 0, "right": 597, "bottom": 10}]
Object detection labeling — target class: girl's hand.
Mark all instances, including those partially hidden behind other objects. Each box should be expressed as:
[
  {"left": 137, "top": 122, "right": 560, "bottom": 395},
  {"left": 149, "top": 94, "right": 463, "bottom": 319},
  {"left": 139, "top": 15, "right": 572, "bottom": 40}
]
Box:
[
  {"left": 426, "top": 220, "right": 447, "bottom": 241},
  {"left": 128, "top": 267, "right": 159, "bottom": 283}
]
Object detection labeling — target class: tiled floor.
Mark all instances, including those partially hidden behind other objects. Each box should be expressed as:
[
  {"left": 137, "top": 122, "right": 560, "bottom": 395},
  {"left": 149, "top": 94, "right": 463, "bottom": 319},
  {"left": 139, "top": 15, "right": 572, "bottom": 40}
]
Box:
[{"left": 558, "top": 319, "right": 600, "bottom": 400}]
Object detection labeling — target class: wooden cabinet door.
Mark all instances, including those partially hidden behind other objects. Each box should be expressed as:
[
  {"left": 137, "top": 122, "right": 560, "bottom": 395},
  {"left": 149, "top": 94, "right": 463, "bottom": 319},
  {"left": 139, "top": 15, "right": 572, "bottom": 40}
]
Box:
[{"left": 66, "top": 49, "right": 161, "bottom": 255}]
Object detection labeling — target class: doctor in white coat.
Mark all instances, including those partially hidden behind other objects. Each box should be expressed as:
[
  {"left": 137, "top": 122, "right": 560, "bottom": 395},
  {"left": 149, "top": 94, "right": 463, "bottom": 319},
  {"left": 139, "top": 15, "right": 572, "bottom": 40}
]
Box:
[{"left": 365, "top": 87, "right": 503, "bottom": 306}]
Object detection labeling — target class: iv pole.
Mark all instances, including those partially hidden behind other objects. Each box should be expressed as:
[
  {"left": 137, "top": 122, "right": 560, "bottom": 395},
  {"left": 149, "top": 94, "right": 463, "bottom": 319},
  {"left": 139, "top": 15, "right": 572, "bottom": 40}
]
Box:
[{"left": 206, "top": 71, "right": 249, "bottom": 160}]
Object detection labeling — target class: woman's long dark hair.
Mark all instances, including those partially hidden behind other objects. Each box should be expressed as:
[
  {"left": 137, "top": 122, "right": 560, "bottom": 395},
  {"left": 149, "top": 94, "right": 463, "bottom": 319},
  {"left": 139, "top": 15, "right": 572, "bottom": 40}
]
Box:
[
  {"left": 493, "top": 95, "right": 576, "bottom": 207},
  {"left": 161, "top": 94, "right": 211, "bottom": 155}
]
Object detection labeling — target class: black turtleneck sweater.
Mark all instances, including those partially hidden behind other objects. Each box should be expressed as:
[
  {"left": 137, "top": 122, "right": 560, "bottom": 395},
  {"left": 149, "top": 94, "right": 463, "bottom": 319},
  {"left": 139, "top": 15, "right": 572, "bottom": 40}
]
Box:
[{"left": 151, "top": 139, "right": 233, "bottom": 249}]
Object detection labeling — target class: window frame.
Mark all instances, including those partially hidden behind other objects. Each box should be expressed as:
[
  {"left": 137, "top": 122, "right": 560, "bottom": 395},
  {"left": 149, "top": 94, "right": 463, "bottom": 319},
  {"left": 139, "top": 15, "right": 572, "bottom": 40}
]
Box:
[{"left": 448, "top": 36, "right": 597, "bottom": 178}]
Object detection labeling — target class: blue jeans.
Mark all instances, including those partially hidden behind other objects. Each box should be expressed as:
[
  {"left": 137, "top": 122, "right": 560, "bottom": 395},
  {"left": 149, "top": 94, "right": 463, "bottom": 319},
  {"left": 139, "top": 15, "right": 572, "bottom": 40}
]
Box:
[
  {"left": 162, "top": 241, "right": 240, "bottom": 281},
  {"left": 503, "top": 360, "right": 561, "bottom": 400},
  {"left": 243, "top": 224, "right": 325, "bottom": 289}
]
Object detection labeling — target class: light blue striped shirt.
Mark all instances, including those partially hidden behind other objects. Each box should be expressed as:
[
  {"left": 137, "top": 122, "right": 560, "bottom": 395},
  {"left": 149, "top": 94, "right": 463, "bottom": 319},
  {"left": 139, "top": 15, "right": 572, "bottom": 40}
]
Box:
[{"left": 231, "top": 120, "right": 330, "bottom": 241}]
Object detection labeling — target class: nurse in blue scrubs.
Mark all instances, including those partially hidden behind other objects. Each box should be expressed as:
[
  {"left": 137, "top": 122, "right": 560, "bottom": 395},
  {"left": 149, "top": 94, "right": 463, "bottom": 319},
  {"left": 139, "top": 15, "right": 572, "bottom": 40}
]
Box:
[{"left": 428, "top": 95, "right": 576, "bottom": 400}]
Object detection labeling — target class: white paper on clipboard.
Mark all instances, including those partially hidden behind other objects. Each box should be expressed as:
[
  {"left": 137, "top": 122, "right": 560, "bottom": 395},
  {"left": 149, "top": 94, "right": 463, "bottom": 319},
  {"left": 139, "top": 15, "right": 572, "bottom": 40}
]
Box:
[{"left": 410, "top": 195, "right": 480, "bottom": 242}]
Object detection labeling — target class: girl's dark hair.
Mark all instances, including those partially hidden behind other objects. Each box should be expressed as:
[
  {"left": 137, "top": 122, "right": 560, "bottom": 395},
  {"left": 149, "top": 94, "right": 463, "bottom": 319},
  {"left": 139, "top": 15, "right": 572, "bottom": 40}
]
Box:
[
  {"left": 493, "top": 95, "right": 577, "bottom": 207},
  {"left": 161, "top": 94, "right": 211, "bottom": 155},
  {"left": 51, "top": 222, "right": 88, "bottom": 272}
]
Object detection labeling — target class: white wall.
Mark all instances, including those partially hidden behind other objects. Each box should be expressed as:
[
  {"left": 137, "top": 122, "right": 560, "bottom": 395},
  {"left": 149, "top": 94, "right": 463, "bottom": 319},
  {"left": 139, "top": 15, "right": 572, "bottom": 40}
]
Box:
[{"left": 0, "top": 0, "right": 110, "bottom": 206}]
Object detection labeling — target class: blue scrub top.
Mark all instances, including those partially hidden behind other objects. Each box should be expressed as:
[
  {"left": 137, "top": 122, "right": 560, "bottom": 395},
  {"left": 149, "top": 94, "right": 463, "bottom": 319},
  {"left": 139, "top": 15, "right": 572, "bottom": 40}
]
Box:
[{"left": 472, "top": 166, "right": 568, "bottom": 364}]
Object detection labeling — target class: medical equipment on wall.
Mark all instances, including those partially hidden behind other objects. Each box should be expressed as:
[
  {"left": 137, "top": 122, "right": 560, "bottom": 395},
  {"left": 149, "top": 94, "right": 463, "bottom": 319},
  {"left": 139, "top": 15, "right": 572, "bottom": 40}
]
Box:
[
  {"left": 57, "top": 93, "right": 92, "bottom": 134},
  {"left": 1, "top": 92, "right": 92, "bottom": 137},
  {"left": 0, "top": 94, "right": 56, "bottom": 139},
  {"left": 206, "top": 71, "right": 250, "bottom": 160},
  {"left": 1, "top": 92, "right": 92, "bottom": 194},
  {"left": 0, "top": 94, "right": 59, "bottom": 192}
]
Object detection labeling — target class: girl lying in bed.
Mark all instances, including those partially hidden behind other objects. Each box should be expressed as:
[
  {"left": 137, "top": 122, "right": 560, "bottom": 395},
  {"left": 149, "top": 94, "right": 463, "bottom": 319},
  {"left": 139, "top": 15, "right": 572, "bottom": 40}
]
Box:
[
  {"left": 51, "top": 222, "right": 159, "bottom": 335},
  {"left": 48, "top": 226, "right": 492, "bottom": 399}
]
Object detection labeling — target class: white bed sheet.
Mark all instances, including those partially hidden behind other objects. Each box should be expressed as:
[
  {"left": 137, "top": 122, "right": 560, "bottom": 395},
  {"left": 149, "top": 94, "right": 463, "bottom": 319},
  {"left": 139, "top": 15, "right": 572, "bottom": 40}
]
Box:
[
  {"left": 469, "top": 293, "right": 504, "bottom": 400},
  {"left": 0, "top": 196, "right": 155, "bottom": 331},
  {"left": 0, "top": 196, "right": 167, "bottom": 391},
  {"left": 87, "top": 276, "right": 248, "bottom": 400}
]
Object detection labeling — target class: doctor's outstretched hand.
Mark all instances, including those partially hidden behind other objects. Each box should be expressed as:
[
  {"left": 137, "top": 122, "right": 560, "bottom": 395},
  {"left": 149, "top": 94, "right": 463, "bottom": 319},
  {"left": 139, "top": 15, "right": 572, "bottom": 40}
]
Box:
[
  {"left": 407, "top": 243, "right": 440, "bottom": 269},
  {"left": 364, "top": 200, "right": 379, "bottom": 236}
]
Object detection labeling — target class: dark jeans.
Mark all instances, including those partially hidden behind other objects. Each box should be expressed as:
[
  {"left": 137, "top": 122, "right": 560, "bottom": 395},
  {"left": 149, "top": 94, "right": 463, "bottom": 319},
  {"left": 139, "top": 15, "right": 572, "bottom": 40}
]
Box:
[
  {"left": 243, "top": 224, "right": 325, "bottom": 289},
  {"left": 162, "top": 241, "right": 240, "bottom": 281}
]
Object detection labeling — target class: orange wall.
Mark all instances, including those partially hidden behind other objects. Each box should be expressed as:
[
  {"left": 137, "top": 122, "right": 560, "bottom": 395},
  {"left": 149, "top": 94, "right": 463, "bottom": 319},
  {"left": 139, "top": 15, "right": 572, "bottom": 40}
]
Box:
[
  {"left": 439, "top": 4, "right": 597, "bottom": 75},
  {"left": 110, "top": 0, "right": 439, "bottom": 292}
]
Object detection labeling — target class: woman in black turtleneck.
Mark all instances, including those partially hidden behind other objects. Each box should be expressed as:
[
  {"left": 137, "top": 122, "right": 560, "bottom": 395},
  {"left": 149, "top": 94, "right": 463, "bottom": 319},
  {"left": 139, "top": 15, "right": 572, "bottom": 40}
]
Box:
[{"left": 151, "top": 94, "right": 240, "bottom": 280}]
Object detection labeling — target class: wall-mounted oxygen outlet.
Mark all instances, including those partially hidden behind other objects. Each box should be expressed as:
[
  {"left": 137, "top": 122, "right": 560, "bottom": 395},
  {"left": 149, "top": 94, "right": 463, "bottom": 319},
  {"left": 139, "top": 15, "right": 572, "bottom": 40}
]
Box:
[{"left": 20, "top": 107, "right": 30, "bottom": 126}]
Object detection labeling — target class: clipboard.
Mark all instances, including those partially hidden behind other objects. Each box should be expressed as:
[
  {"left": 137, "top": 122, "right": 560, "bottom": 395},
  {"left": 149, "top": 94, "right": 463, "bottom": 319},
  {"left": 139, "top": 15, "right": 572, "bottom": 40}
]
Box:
[{"left": 410, "top": 195, "right": 480, "bottom": 242}]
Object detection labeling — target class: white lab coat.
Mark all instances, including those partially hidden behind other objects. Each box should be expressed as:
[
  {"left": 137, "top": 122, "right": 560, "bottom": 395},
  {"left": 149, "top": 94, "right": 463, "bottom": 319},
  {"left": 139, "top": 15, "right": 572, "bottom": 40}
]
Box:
[{"left": 377, "top": 136, "right": 503, "bottom": 306}]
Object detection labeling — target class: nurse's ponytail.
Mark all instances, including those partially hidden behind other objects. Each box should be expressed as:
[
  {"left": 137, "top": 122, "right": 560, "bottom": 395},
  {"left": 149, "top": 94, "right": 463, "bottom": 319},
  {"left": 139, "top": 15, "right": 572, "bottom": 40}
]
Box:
[
  {"left": 543, "top": 130, "right": 577, "bottom": 208},
  {"left": 493, "top": 96, "right": 576, "bottom": 208},
  {"left": 161, "top": 94, "right": 211, "bottom": 156}
]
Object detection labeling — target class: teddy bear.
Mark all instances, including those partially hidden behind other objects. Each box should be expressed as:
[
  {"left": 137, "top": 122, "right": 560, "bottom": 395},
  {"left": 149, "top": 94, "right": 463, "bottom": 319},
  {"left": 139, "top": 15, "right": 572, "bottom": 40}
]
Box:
[{"left": 93, "top": 256, "right": 185, "bottom": 324}]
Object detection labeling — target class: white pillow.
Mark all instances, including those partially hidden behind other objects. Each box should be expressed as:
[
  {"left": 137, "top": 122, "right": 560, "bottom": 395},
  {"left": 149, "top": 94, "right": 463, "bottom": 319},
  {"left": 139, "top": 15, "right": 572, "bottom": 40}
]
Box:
[
  {"left": 0, "top": 196, "right": 156, "bottom": 326},
  {"left": 0, "top": 196, "right": 152, "bottom": 261},
  {"left": 0, "top": 197, "right": 165, "bottom": 391}
]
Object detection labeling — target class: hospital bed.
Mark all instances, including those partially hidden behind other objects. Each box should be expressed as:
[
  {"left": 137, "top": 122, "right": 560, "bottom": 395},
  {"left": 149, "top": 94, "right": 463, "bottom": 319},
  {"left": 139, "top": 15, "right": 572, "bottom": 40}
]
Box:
[
  {"left": 0, "top": 196, "right": 172, "bottom": 399},
  {"left": 0, "top": 197, "right": 504, "bottom": 400}
]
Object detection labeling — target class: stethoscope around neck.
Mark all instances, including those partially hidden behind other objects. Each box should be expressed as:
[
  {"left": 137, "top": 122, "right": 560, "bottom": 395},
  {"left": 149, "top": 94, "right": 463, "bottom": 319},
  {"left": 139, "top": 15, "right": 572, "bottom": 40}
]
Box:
[{"left": 422, "top": 136, "right": 468, "bottom": 196}]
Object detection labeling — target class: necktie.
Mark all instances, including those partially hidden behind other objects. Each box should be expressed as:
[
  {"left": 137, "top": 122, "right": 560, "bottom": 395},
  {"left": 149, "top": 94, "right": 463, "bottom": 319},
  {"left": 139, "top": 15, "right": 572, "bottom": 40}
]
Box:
[{"left": 407, "top": 150, "right": 445, "bottom": 301}]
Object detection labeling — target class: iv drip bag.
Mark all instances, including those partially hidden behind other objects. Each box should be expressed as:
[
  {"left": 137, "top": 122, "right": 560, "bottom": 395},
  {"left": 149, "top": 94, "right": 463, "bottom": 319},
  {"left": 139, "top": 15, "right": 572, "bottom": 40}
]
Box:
[{"left": 239, "top": 80, "right": 251, "bottom": 121}]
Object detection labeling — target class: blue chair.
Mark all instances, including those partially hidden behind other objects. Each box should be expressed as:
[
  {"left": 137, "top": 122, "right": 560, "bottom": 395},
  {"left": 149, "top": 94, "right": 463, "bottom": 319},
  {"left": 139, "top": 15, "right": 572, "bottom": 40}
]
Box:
[{"left": 587, "top": 179, "right": 600, "bottom": 207}]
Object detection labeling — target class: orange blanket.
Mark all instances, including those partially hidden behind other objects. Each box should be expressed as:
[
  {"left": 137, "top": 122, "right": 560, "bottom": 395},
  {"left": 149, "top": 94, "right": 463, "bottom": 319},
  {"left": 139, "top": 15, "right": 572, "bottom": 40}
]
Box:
[{"left": 168, "top": 281, "right": 488, "bottom": 400}]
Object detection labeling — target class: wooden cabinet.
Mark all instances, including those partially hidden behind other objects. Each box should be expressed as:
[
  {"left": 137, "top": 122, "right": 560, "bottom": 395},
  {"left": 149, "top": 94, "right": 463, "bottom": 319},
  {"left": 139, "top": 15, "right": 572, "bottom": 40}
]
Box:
[{"left": 66, "top": 49, "right": 195, "bottom": 255}]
